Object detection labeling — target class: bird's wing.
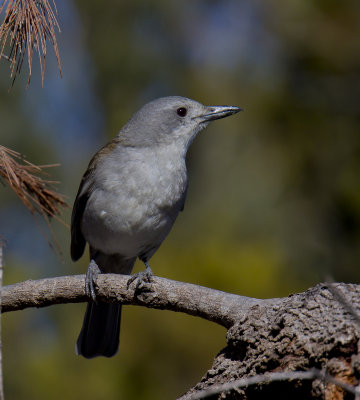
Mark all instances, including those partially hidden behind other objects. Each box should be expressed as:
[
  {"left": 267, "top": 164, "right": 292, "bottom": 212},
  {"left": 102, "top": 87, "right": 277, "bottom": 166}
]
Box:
[
  {"left": 179, "top": 181, "right": 189, "bottom": 212},
  {"left": 70, "top": 160, "right": 96, "bottom": 261},
  {"left": 71, "top": 139, "right": 121, "bottom": 261}
]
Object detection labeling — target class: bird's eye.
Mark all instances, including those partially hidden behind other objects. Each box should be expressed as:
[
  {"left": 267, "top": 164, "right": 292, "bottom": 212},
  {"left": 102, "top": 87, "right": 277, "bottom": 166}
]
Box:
[{"left": 176, "top": 107, "right": 187, "bottom": 117}]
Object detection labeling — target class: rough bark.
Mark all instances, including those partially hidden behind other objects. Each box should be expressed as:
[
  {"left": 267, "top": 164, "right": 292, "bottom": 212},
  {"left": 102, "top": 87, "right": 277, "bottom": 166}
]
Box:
[
  {"left": 180, "top": 283, "right": 360, "bottom": 400},
  {"left": 2, "top": 275, "right": 360, "bottom": 399}
]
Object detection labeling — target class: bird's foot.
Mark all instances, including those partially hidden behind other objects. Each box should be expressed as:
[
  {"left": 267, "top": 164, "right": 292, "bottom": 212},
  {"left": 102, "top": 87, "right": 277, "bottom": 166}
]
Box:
[
  {"left": 85, "top": 259, "right": 101, "bottom": 301},
  {"left": 127, "top": 261, "right": 153, "bottom": 290}
]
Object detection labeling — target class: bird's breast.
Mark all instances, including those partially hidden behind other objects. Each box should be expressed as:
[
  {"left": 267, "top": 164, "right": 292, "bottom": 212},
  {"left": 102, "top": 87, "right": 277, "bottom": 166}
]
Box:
[{"left": 81, "top": 145, "right": 187, "bottom": 256}]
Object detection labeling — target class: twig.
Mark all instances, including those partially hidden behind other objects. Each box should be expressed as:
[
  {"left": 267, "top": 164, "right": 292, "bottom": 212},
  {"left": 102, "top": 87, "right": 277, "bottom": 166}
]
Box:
[{"left": 185, "top": 369, "right": 359, "bottom": 400}]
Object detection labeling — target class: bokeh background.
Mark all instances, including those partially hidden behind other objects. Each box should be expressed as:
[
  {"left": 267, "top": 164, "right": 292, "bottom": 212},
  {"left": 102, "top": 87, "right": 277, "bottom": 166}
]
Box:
[{"left": 1, "top": 0, "right": 360, "bottom": 398}]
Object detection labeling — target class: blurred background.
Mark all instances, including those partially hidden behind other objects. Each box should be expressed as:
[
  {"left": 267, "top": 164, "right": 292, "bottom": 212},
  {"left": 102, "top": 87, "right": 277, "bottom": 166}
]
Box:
[{"left": 1, "top": 0, "right": 360, "bottom": 398}]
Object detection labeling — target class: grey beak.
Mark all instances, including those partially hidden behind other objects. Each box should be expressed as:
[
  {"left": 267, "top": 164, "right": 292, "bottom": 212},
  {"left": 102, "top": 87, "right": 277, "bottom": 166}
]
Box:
[{"left": 201, "top": 105, "right": 243, "bottom": 122}]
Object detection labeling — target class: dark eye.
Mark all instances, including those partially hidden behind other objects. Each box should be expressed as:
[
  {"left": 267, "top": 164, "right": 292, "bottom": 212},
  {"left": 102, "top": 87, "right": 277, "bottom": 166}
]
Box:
[{"left": 176, "top": 107, "right": 187, "bottom": 117}]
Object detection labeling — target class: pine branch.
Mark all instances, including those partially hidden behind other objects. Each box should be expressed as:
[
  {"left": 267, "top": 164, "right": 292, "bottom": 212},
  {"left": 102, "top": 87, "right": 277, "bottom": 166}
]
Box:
[
  {"left": 0, "top": 0, "right": 62, "bottom": 87},
  {"left": 0, "top": 145, "right": 69, "bottom": 253}
]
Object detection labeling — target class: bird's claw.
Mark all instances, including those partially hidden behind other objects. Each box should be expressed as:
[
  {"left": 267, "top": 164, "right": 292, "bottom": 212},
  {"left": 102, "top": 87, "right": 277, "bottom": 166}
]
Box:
[
  {"left": 85, "top": 259, "right": 101, "bottom": 302},
  {"left": 127, "top": 262, "right": 153, "bottom": 290}
]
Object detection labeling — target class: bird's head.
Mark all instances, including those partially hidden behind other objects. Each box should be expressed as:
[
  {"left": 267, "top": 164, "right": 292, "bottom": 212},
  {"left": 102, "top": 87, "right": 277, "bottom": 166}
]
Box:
[{"left": 119, "top": 96, "right": 242, "bottom": 150}]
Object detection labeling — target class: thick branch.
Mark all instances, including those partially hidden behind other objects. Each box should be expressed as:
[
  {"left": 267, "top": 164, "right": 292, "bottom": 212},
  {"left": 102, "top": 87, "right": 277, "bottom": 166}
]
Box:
[
  {"left": 2, "top": 274, "right": 360, "bottom": 399},
  {"left": 1, "top": 274, "right": 261, "bottom": 327},
  {"left": 180, "top": 282, "right": 360, "bottom": 399}
]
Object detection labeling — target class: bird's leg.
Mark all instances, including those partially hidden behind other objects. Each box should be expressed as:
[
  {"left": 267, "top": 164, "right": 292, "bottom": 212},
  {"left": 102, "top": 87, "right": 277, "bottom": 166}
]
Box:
[
  {"left": 85, "top": 259, "right": 101, "bottom": 302},
  {"left": 142, "top": 260, "right": 153, "bottom": 280},
  {"left": 127, "top": 259, "right": 153, "bottom": 289}
]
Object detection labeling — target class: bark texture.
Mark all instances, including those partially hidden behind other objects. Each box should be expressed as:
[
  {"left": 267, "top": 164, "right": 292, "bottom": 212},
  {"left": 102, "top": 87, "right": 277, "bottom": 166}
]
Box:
[
  {"left": 180, "top": 283, "right": 360, "bottom": 399},
  {"left": 2, "top": 275, "right": 360, "bottom": 399}
]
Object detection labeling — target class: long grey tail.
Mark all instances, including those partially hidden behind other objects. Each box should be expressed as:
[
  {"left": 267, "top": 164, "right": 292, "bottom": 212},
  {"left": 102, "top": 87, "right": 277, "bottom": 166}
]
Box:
[{"left": 76, "top": 302, "right": 122, "bottom": 359}]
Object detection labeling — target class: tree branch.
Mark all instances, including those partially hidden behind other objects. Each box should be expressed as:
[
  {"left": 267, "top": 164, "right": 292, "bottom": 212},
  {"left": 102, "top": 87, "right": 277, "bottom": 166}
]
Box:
[
  {"left": 179, "top": 282, "right": 360, "bottom": 399},
  {"left": 1, "top": 274, "right": 261, "bottom": 327},
  {"left": 3, "top": 274, "right": 360, "bottom": 399}
]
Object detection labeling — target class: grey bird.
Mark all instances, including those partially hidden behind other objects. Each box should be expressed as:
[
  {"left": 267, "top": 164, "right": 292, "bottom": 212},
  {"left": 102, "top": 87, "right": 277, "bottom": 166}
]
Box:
[{"left": 71, "top": 96, "right": 242, "bottom": 358}]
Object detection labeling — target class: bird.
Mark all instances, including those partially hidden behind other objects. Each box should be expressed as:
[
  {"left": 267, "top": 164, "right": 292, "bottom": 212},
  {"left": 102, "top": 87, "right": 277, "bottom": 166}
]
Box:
[{"left": 71, "top": 96, "right": 242, "bottom": 358}]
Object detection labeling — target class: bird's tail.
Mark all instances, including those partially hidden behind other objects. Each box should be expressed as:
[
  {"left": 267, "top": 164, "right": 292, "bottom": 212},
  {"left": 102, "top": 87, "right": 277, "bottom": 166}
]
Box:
[
  {"left": 76, "top": 253, "right": 136, "bottom": 359},
  {"left": 76, "top": 302, "right": 122, "bottom": 358}
]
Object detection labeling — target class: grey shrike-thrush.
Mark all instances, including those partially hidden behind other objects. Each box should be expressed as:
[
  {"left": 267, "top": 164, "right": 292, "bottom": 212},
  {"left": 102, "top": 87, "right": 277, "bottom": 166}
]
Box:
[{"left": 71, "top": 96, "right": 242, "bottom": 358}]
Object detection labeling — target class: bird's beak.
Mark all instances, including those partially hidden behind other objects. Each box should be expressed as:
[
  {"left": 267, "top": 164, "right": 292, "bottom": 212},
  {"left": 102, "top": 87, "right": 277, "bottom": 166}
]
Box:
[{"left": 200, "top": 105, "right": 243, "bottom": 122}]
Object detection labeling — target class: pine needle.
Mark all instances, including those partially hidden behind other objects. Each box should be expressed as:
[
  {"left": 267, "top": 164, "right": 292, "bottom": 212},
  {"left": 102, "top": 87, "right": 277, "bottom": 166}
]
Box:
[
  {"left": 0, "top": 145, "right": 69, "bottom": 254},
  {"left": 0, "top": 0, "right": 62, "bottom": 88}
]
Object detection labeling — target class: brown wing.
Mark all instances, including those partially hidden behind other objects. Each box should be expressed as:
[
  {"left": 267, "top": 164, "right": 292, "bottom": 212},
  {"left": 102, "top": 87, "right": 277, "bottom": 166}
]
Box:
[
  {"left": 70, "top": 172, "right": 91, "bottom": 261},
  {"left": 70, "top": 155, "right": 99, "bottom": 261},
  {"left": 70, "top": 138, "right": 123, "bottom": 261}
]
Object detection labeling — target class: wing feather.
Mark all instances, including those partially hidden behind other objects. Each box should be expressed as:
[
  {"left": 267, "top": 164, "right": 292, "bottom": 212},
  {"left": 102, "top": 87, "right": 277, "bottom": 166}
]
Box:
[
  {"left": 70, "top": 139, "right": 120, "bottom": 261},
  {"left": 70, "top": 159, "right": 97, "bottom": 261}
]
